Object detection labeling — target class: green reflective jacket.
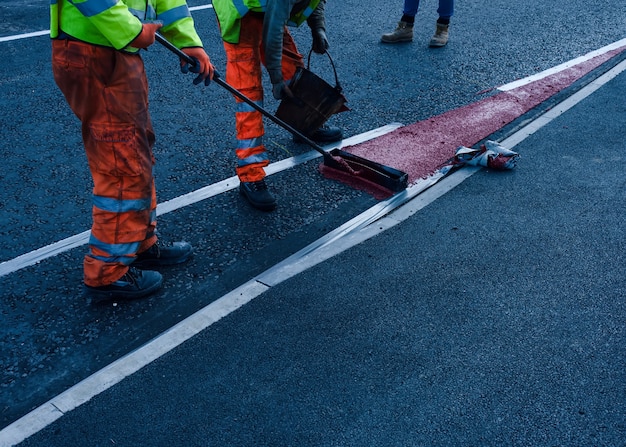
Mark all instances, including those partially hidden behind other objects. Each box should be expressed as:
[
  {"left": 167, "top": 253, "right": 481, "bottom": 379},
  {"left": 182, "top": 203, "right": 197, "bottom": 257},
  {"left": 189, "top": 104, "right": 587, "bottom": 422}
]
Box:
[
  {"left": 212, "top": 0, "right": 321, "bottom": 44},
  {"left": 50, "top": 0, "right": 203, "bottom": 53}
]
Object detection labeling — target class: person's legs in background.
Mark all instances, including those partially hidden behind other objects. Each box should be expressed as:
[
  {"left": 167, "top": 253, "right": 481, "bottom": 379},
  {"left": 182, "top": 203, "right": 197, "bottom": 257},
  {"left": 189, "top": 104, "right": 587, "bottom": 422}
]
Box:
[
  {"left": 429, "top": 0, "right": 454, "bottom": 47},
  {"left": 224, "top": 14, "right": 277, "bottom": 211},
  {"left": 381, "top": 0, "right": 420, "bottom": 43}
]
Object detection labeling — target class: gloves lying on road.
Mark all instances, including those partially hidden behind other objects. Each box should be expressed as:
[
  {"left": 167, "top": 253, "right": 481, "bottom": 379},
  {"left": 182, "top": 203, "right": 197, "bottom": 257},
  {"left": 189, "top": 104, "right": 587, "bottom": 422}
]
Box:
[{"left": 454, "top": 141, "right": 520, "bottom": 170}]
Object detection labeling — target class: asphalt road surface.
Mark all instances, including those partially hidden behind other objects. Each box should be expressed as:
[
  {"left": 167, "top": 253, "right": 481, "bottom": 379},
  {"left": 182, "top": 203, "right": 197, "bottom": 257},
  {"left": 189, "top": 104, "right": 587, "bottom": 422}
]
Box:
[{"left": 1, "top": 0, "right": 625, "bottom": 445}]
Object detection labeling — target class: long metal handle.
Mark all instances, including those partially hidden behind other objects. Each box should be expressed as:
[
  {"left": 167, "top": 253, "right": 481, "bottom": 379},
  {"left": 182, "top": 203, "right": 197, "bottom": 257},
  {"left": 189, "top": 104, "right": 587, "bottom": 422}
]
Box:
[{"left": 154, "top": 32, "right": 331, "bottom": 160}]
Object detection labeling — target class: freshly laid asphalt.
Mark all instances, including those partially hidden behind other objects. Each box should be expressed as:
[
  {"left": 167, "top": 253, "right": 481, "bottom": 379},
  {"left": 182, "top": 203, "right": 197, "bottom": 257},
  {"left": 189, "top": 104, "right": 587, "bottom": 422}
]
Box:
[
  {"left": 10, "top": 48, "right": 626, "bottom": 447},
  {"left": 1, "top": 0, "right": 626, "bottom": 445}
]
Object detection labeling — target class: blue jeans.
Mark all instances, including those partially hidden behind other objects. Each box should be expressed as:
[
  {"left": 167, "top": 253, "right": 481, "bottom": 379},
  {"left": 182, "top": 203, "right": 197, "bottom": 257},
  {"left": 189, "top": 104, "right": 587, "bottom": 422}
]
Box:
[{"left": 403, "top": 0, "right": 454, "bottom": 20}]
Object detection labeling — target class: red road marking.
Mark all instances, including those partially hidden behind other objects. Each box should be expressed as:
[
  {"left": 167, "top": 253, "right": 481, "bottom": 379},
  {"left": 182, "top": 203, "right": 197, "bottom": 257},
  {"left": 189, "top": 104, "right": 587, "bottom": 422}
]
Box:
[{"left": 338, "top": 46, "right": 626, "bottom": 185}]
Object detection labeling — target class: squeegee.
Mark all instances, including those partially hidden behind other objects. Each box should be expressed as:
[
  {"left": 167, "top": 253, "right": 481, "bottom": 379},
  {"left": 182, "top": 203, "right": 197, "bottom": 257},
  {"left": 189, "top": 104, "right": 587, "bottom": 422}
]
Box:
[{"left": 155, "top": 33, "right": 408, "bottom": 193}]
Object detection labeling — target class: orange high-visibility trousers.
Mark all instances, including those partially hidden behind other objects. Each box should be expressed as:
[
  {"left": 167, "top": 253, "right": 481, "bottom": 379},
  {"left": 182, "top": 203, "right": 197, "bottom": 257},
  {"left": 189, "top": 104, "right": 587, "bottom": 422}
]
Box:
[
  {"left": 223, "top": 13, "right": 304, "bottom": 182},
  {"left": 52, "top": 40, "right": 157, "bottom": 287}
]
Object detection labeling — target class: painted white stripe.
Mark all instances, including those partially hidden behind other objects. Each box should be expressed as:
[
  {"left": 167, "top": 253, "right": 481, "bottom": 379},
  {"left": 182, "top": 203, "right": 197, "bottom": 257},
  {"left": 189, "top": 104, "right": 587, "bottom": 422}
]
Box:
[
  {"left": 3, "top": 57, "right": 623, "bottom": 447},
  {"left": 497, "top": 38, "right": 626, "bottom": 91},
  {"left": 0, "top": 124, "right": 402, "bottom": 278},
  {"left": 189, "top": 4, "right": 214, "bottom": 11},
  {"left": 0, "top": 4, "right": 213, "bottom": 43},
  {"left": 0, "top": 281, "right": 268, "bottom": 447},
  {"left": 0, "top": 30, "right": 50, "bottom": 43},
  {"left": 256, "top": 170, "right": 474, "bottom": 287},
  {"left": 500, "top": 59, "right": 626, "bottom": 147}
]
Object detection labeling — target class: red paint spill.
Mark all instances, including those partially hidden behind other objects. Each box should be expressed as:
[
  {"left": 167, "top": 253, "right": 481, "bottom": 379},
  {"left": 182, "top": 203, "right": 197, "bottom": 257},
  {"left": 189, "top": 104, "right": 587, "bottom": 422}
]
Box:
[{"left": 340, "top": 46, "right": 626, "bottom": 188}]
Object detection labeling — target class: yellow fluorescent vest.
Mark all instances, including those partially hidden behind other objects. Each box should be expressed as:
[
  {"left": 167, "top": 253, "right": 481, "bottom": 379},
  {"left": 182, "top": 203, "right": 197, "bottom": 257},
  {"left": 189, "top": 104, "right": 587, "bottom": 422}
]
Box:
[
  {"left": 212, "top": 0, "right": 321, "bottom": 44},
  {"left": 50, "top": 0, "right": 203, "bottom": 52}
]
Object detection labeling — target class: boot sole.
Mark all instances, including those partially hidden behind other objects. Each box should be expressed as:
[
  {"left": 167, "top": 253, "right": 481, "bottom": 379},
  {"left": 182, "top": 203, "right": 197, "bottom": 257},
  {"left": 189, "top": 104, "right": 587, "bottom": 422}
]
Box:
[
  {"left": 380, "top": 37, "right": 413, "bottom": 43},
  {"left": 85, "top": 277, "right": 163, "bottom": 304},
  {"left": 239, "top": 187, "right": 277, "bottom": 212}
]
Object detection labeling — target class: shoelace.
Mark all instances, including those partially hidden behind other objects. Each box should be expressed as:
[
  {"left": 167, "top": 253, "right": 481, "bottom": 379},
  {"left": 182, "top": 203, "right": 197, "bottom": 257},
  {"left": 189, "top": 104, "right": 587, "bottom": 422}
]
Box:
[
  {"left": 139, "top": 241, "right": 162, "bottom": 258},
  {"left": 150, "top": 241, "right": 162, "bottom": 257},
  {"left": 251, "top": 181, "right": 268, "bottom": 191},
  {"left": 121, "top": 267, "right": 141, "bottom": 286}
]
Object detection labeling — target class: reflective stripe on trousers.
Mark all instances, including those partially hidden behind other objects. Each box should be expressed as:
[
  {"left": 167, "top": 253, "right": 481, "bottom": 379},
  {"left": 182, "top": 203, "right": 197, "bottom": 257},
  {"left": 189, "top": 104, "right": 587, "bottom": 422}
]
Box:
[
  {"left": 223, "top": 13, "right": 304, "bottom": 182},
  {"left": 52, "top": 40, "right": 157, "bottom": 287}
]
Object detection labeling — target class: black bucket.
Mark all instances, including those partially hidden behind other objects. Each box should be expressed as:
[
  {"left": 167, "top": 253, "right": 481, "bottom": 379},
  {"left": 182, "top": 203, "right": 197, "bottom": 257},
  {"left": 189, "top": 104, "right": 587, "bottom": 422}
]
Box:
[{"left": 275, "top": 50, "right": 348, "bottom": 135}]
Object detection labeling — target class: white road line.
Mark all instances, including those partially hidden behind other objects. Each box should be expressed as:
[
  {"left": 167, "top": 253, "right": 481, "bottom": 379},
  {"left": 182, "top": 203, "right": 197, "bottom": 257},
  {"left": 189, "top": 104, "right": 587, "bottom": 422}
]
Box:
[
  {"left": 0, "top": 124, "right": 402, "bottom": 278},
  {"left": 500, "top": 59, "right": 626, "bottom": 147},
  {"left": 5, "top": 40, "right": 625, "bottom": 277},
  {"left": 0, "top": 30, "right": 50, "bottom": 42},
  {"left": 497, "top": 38, "right": 626, "bottom": 91},
  {"left": 2, "top": 57, "right": 624, "bottom": 447},
  {"left": 254, "top": 58, "right": 626, "bottom": 285},
  {"left": 0, "top": 4, "right": 213, "bottom": 42},
  {"left": 189, "top": 4, "right": 214, "bottom": 11}
]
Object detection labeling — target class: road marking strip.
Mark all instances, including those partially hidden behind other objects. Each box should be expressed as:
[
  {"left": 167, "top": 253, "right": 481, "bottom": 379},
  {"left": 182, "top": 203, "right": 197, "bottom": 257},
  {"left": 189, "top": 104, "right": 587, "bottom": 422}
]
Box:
[
  {"left": 0, "top": 5, "right": 214, "bottom": 43},
  {"left": 500, "top": 59, "right": 626, "bottom": 147},
  {"left": 0, "top": 30, "right": 49, "bottom": 42},
  {"left": 0, "top": 124, "right": 401, "bottom": 277},
  {"left": 3, "top": 57, "right": 624, "bottom": 447},
  {"left": 6, "top": 42, "right": 623, "bottom": 277},
  {"left": 497, "top": 38, "right": 626, "bottom": 91}
]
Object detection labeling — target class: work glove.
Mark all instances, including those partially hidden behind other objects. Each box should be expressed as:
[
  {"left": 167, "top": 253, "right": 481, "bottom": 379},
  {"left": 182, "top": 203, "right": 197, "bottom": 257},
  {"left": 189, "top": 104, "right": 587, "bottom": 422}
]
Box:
[
  {"left": 130, "top": 22, "right": 163, "bottom": 49},
  {"left": 311, "top": 28, "right": 329, "bottom": 54},
  {"left": 272, "top": 81, "right": 294, "bottom": 101},
  {"left": 180, "top": 47, "right": 215, "bottom": 86}
]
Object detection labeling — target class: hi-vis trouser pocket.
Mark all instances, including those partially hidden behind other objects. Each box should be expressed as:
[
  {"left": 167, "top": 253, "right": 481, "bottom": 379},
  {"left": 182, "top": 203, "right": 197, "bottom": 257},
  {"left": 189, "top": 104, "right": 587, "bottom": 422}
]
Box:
[{"left": 88, "top": 123, "right": 142, "bottom": 177}]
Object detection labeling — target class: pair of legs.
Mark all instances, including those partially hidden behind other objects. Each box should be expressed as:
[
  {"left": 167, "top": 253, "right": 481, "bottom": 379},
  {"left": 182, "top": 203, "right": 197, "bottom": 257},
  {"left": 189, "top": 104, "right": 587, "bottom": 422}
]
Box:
[
  {"left": 52, "top": 40, "right": 191, "bottom": 302},
  {"left": 402, "top": 0, "right": 454, "bottom": 24},
  {"left": 223, "top": 13, "right": 303, "bottom": 185},
  {"left": 222, "top": 13, "right": 304, "bottom": 211},
  {"left": 222, "top": 13, "right": 343, "bottom": 211},
  {"left": 382, "top": 0, "right": 454, "bottom": 46},
  {"left": 52, "top": 39, "right": 158, "bottom": 287}
]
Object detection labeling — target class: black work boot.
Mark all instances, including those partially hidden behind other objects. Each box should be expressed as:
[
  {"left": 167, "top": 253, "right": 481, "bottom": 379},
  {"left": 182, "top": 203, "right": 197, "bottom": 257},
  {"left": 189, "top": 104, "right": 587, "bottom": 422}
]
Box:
[
  {"left": 85, "top": 267, "right": 163, "bottom": 303},
  {"left": 133, "top": 240, "right": 193, "bottom": 268},
  {"left": 239, "top": 179, "right": 277, "bottom": 211},
  {"left": 294, "top": 124, "right": 343, "bottom": 143}
]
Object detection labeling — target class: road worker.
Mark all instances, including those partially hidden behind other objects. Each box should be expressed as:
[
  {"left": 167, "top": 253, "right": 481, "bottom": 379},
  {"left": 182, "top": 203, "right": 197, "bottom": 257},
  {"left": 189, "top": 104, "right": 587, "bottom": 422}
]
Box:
[
  {"left": 50, "top": 0, "right": 214, "bottom": 302},
  {"left": 212, "top": 0, "right": 342, "bottom": 211}
]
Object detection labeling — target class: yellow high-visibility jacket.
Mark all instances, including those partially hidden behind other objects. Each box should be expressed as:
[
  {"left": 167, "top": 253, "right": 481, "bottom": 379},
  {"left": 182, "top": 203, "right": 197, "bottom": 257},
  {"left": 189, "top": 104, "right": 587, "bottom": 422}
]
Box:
[
  {"left": 50, "top": 0, "right": 203, "bottom": 52},
  {"left": 212, "top": 0, "right": 321, "bottom": 44}
]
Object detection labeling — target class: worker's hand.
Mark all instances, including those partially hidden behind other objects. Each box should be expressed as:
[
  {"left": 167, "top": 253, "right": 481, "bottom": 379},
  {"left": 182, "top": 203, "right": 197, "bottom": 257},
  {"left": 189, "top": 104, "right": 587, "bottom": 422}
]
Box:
[
  {"left": 272, "top": 81, "right": 294, "bottom": 101},
  {"left": 130, "top": 22, "right": 163, "bottom": 49},
  {"left": 180, "top": 47, "right": 214, "bottom": 86},
  {"left": 311, "top": 28, "right": 329, "bottom": 54}
]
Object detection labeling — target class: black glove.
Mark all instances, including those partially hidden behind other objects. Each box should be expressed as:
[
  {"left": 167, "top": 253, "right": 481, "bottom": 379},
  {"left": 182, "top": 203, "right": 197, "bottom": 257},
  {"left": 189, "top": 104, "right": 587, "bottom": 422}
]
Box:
[
  {"left": 311, "top": 28, "right": 329, "bottom": 54},
  {"left": 272, "top": 81, "right": 294, "bottom": 101}
]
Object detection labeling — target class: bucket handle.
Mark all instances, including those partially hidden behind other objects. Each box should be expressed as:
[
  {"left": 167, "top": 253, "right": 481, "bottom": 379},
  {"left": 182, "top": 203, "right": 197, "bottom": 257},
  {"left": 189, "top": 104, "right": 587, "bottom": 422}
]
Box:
[{"left": 306, "top": 49, "right": 343, "bottom": 93}]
